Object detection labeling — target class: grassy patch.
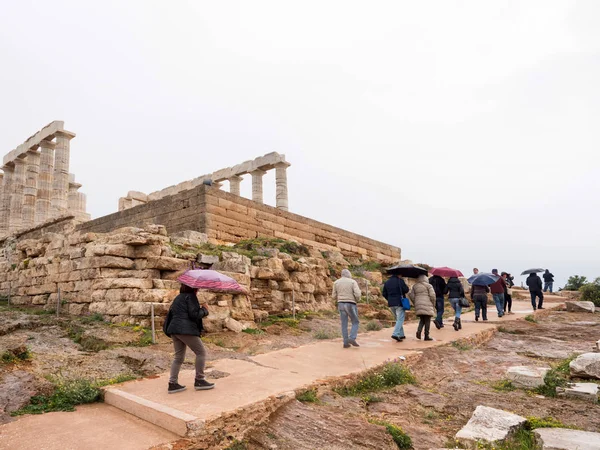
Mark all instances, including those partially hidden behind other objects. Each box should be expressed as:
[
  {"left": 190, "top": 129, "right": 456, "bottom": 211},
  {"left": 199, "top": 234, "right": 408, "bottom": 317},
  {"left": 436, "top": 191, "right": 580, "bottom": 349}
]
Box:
[
  {"left": 80, "top": 313, "right": 106, "bottom": 324},
  {"left": 1, "top": 346, "right": 31, "bottom": 364},
  {"left": 361, "top": 394, "right": 383, "bottom": 405},
  {"left": 497, "top": 326, "right": 525, "bottom": 335},
  {"left": 224, "top": 441, "right": 247, "bottom": 450},
  {"left": 452, "top": 341, "right": 472, "bottom": 351},
  {"left": 491, "top": 379, "right": 516, "bottom": 392},
  {"left": 349, "top": 261, "right": 383, "bottom": 277},
  {"left": 261, "top": 316, "right": 300, "bottom": 328},
  {"left": 369, "top": 419, "right": 412, "bottom": 449},
  {"left": 133, "top": 326, "right": 153, "bottom": 346},
  {"left": 66, "top": 324, "right": 109, "bottom": 352},
  {"left": 296, "top": 388, "right": 319, "bottom": 403},
  {"left": 12, "top": 379, "right": 101, "bottom": 415},
  {"left": 526, "top": 416, "right": 578, "bottom": 430},
  {"left": 313, "top": 330, "right": 335, "bottom": 339},
  {"left": 335, "top": 362, "right": 416, "bottom": 397},
  {"left": 524, "top": 315, "right": 537, "bottom": 323},
  {"left": 366, "top": 320, "right": 383, "bottom": 331},
  {"left": 242, "top": 328, "right": 264, "bottom": 335},
  {"left": 533, "top": 355, "right": 577, "bottom": 397}
]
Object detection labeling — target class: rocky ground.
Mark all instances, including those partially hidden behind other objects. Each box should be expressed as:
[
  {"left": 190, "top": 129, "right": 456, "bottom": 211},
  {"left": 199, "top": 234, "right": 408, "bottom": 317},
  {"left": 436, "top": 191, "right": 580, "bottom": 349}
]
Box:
[{"left": 245, "top": 310, "right": 600, "bottom": 450}]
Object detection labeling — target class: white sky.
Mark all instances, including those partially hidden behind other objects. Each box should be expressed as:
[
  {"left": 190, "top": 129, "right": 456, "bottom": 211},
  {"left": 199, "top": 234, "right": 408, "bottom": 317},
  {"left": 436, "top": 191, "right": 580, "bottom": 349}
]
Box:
[{"left": 1, "top": 1, "right": 598, "bottom": 289}]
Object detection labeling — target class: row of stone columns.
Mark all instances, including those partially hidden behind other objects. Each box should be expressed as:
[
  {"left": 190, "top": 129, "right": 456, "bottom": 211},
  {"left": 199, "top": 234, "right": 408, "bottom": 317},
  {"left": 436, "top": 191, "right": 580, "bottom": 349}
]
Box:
[
  {"left": 219, "top": 161, "right": 290, "bottom": 211},
  {"left": 0, "top": 130, "right": 88, "bottom": 235}
]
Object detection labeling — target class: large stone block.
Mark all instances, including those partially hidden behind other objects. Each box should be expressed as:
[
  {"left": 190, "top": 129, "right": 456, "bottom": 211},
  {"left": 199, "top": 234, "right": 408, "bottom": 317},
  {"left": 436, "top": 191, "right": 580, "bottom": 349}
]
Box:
[
  {"left": 570, "top": 353, "right": 600, "bottom": 379},
  {"left": 506, "top": 366, "right": 550, "bottom": 388},
  {"left": 145, "top": 257, "right": 191, "bottom": 271},
  {"left": 534, "top": 428, "right": 600, "bottom": 450},
  {"left": 565, "top": 301, "right": 596, "bottom": 313},
  {"left": 133, "top": 245, "right": 163, "bottom": 258},
  {"left": 557, "top": 382, "right": 599, "bottom": 403},
  {"left": 455, "top": 406, "right": 526, "bottom": 444},
  {"left": 92, "top": 278, "right": 154, "bottom": 290}
]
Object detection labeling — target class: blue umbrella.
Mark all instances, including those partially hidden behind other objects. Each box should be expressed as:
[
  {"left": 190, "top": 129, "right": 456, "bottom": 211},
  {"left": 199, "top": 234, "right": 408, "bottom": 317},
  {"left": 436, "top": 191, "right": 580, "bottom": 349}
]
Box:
[{"left": 468, "top": 273, "right": 500, "bottom": 286}]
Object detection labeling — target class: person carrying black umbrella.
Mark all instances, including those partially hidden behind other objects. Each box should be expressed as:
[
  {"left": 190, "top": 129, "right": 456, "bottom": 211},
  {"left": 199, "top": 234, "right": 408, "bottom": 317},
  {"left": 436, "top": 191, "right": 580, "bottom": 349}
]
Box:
[{"left": 526, "top": 272, "right": 544, "bottom": 310}]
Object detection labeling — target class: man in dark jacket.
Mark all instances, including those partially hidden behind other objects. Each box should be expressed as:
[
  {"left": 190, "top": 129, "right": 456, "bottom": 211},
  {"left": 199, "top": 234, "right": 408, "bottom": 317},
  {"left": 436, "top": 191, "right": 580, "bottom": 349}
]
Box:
[
  {"left": 382, "top": 274, "right": 410, "bottom": 341},
  {"left": 489, "top": 269, "right": 507, "bottom": 318},
  {"left": 527, "top": 273, "right": 544, "bottom": 310},
  {"left": 429, "top": 275, "right": 447, "bottom": 329},
  {"left": 471, "top": 284, "right": 490, "bottom": 321},
  {"left": 163, "top": 285, "right": 214, "bottom": 393},
  {"left": 543, "top": 269, "right": 554, "bottom": 293}
]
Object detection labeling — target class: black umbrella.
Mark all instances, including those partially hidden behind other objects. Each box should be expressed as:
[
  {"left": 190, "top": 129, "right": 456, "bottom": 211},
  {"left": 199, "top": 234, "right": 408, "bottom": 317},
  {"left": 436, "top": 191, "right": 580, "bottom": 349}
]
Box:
[
  {"left": 386, "top": 264, "right": 428, "bottom": 278},
  {"left": 521, "top": 268, "right": 545, "bottom": 275}
]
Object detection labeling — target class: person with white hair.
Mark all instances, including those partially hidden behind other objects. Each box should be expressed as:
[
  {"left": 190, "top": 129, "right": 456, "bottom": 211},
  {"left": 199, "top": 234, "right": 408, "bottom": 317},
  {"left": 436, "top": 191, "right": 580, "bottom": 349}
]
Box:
[{"left": 332, "top": 269, "right": 362, "bottom": 348}]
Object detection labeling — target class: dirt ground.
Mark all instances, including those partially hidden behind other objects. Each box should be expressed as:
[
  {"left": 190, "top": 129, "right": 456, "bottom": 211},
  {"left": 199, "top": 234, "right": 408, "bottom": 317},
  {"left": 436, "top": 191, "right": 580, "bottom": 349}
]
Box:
[{"left": 245, "top": 310, "right": 600, "bottom": 450}]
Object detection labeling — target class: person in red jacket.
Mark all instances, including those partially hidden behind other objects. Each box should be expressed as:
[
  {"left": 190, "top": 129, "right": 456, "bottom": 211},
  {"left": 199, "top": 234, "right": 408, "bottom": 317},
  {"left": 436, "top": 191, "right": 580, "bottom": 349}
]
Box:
[{"left": 489, "top": 269, "right": 507, "bottom": 318}]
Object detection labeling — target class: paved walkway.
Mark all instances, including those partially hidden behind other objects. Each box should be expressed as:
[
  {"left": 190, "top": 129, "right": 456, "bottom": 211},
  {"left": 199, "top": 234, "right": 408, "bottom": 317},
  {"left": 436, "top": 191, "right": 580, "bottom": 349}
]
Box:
[{"left": 0, "top": 297, "right": 563, "bottom": 449}]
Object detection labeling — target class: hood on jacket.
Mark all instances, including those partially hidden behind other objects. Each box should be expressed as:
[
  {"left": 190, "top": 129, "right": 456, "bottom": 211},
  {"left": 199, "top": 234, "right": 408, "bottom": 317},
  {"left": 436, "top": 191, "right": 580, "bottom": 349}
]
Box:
[
  {"left": 448, "top": 276, "right": 459, "bottom": 283},
  {"left": 417, "top": 274, "right": 428, "bottom": 283},
  {"left": 341, "top": 269, "right": 352, "bottom": 279},
  {"left": 545, "top": 269, "right": 550, "bottom": 274}
]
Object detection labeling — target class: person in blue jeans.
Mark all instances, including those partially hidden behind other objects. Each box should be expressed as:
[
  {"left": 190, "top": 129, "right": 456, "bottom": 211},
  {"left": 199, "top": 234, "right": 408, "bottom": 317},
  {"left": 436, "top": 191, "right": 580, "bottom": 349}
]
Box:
[
  {"left": 489, "top": 269, "right": 506, "bottom": 317},
  {"left": 446, "top": 277, "right": 465, "bottom": 331},
  {"left": 543, "top": 269, "right": 554, "bottom": 293},
  {"left": 332, "top": 269, "right": 362, "bottom": 348},
  {"left": 429, "top": 274, "right": 447, "bottom": 329},
  {"left": 382, "top": 273, "right": 410, "bottom": 341}
]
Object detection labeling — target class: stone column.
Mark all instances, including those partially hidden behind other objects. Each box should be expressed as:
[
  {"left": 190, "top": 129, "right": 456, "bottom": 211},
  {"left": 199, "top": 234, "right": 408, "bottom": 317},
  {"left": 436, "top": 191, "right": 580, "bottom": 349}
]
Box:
[
  {"left": 36, "top": 140, "right": 55, "bottom": 225},
  {"left": 250, "top": 169, "right": 266, "bottom": 204},
  {"left": 274, "top": 162, "right": 291, "bottom": 211},
  {"left": 69, "top": 174, "right": 90, "bottom": 221},
  {"left": 0, "top": 166, "right": 13, "bottom": 234},
  {"left": 9, "top": 158, "right": 27, "bottom": 232},
  {"left": 228, "top": 175, "right": 243, "bottom": 196},
  {"left": 211, "top": 181, "right": 223, "bottom": 190},
  {"left": 51, "top": 130, "right": 75, "bottom": 216},
  {"left": 22, "top": 150, "right": 41, "bottom": 229}
]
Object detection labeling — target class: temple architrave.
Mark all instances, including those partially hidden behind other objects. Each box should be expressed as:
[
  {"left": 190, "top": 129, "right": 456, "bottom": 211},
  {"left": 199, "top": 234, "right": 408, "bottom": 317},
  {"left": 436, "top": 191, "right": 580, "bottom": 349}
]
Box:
[{"left": 0, "top": 121, "right": 90, "bottom": 235}]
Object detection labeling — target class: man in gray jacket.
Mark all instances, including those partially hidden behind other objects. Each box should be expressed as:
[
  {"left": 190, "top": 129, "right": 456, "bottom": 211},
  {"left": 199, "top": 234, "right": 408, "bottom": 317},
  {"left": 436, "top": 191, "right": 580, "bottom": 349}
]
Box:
[{"left": 332, "top": 269, "right": 361, "bottom": 348}]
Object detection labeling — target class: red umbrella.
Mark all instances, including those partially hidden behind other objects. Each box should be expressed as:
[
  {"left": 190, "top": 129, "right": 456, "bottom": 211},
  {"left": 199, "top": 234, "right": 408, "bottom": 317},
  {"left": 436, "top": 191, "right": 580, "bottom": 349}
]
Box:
[
  {"left": 177, "top": 269, "right": 246, "bottom": 293},
  {"left": 430, "top": 267, "right": 464, "bottom": 278}
]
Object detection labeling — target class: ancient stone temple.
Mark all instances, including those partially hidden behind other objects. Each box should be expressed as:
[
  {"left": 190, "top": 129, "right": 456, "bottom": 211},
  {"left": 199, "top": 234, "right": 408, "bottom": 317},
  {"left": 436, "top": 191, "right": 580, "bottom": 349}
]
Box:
[
  {"left": 0, "top": 121, "right": 90, "bottom": 236},
  {"left": 118, "top": 152, "right": 291, "bottom": 212}
]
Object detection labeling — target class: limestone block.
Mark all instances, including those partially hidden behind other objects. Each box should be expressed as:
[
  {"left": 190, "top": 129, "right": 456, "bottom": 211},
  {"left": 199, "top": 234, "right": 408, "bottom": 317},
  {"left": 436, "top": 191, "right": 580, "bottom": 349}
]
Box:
[
  {"left": 282, "top": 259, "right": 300, "bottom": 272},
  {"left": 89, "top": 302, "right": 109, "bottom": 314},
  {"left": 143, "top": 224, "right": 168, "bottom": 236},
  {"left": 202, "top": 317, "right": 224, "bottom": 333},
  {"left": 81, "top": 256, "right": 135, "bottom": 270},
  {"left": 134, "top": 245, "right": 162, "bottom": 258},
  {"left": 218, "top": 271, "right": 250, "bottom": 286},
  {"left": 130, "top": 302, "right": 152, "bottom": 316},
  {"left": 255, "top": 268, "right": 276, "bottom": 280},
  {"left": 217, "top": 300, "right": 228, "bottom": 307},
  {"left": 224, "top": 317, "right": 244, "bottom": 333},
  {"left": 198, "top": 254, "right": 219, "bottom": 265},
  {"left": 211, "top": 252, "right": 250, "bottom": 274},
  {"left": 161, "top": 245, "right": 175, "bottom": 258},
  {"left": 455, "top": 406, "right": 526, "bottom": 443},
  {"left": 570, "top": 353, "right": 600, "bottom": 379},
  {"left": 68, "top": 303, "right": 88, "bottom": 315},
  {"left": 557, "top": 382, "right": 598, "bottom": 403},
  {"left": 534, "top": 428, "right": 600, "bottom": 450},
  {"left": 253, "top": 310, "right": 269, "bottom": 322},
  {"left": 321, "top": 251, "right": 349, "bottom": 266},
  {"left": 152, "top": 279, "right": 180, "bottom": 290},
  {"left": 69, "top": 292, "right": 94, "bottom": 303},
  {"left": 114, "top": 269, "right": 161, "bottom": 279},
  {"left": 73, "top": 280, "right": 95, "bottom": 292},
  {"left": 92, "top": 278, "right": 154, "bottom": 290},
  {"left": 91, "top": 290, "right": 107, "bottom": 301},
  {"left": 506, "top": 366, "right": 550, "bottom": 388},
  {"left": 145, "top": 257, "right": 190, "bottom": 271},
  {"left": 69, "top": 247, "right": 85, "bottom": 259},
  {"left": 107, "top": 233, "right": 148, "bottom": 246},
  {"left": 269, "top": 280, "right": 279, "bottom": 290},
  {"left": 32, "top": 295, "right": 48, "bottom": 305},
  {"left": 565, "top": 301, "right": 596, "bottom": 313},
  {"left": 197, "top": 291, "right": 217, "bottom": 304},
  {"left": 300, "top": 283, "right": 315, "bottom": 294}
]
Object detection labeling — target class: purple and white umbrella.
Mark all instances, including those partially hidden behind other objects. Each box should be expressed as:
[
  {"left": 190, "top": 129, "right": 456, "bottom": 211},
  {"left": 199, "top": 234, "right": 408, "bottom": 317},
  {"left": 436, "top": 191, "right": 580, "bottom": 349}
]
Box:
[{"left": 177, "top": 269, "right": 246, "bottom": 293}]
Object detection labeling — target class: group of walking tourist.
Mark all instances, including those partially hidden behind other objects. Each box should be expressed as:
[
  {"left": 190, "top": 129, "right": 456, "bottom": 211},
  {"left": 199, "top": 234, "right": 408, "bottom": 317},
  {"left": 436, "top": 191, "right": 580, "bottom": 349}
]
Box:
[{"left": 160, "top": 264, "right": 556, "bottom": 392}]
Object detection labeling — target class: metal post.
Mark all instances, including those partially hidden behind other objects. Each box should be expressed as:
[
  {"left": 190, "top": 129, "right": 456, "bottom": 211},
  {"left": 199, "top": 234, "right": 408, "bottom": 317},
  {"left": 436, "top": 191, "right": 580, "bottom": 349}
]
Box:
[
  {"left": 56, "top": 288, "right": 61, "bottom": 317},
  {"left": 365, "top": 279, "right": 369, "bottom": 304},
  {"left": 151, "top": 303, "right": 156, "bottom": 344},
  {"left": 7, "top": 281, "right": 10, "bottom": 306},
  {"left": 292, "top": 289, "right": 296, "bottom": 320}
]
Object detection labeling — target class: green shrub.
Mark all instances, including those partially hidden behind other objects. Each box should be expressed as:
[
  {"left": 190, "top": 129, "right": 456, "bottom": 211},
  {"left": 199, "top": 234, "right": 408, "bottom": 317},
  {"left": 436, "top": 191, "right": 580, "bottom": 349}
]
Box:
[
  {"left": 580, "top": 278, "right": 600, "bottom": 306},
  {"left": 296, "top": 388, "right": 319, "bottom": 403},
  {"left": 80, "top": 313, "right": 105, "bottom": 324},
  {"left": 524, "top": 315, "right": 536, "bottom": 323},
  {"left": 534, "top": 355, "right": 576, "bottom": 397},
  {"left": 366, "top": 320, "right": 383, "bottom": 331},
  {"left": 12, "top": 379, "right": 101, "bottom": 415},
  {"left": 361, "top": 394, "right": 383, "bottom": 405},
  {"left": 452, "top": 341, "right": 472, "bottom": 351},
  {"left": 242, "top": 328, "right": 264, "bottom": 335},
  {"left": 335, "top": 362, "right": 416, "bottom": 396},
  {"left": 313, "top": 330, "right": 335, "bottom": 339},
  {"left": 1, "top": 346, "right": 31, "bottom": 364},
  {"left": 369, "top": 419, "right": 412, "bottom": 449},
  {"left": 491, "top": 380, "right": 516, "bottom": 392},
  {"left": 564, "top": 275, "right": 588, "bottom": 291},
  {"left": 526, "top": 416, "right": 577, "bottom": 430}
]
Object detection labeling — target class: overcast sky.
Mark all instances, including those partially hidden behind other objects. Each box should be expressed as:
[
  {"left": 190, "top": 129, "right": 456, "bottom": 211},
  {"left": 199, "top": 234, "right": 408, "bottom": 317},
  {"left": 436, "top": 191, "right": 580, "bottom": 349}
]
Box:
[{"left": 1, "top": 1, "right": 598, "bottom": 289}]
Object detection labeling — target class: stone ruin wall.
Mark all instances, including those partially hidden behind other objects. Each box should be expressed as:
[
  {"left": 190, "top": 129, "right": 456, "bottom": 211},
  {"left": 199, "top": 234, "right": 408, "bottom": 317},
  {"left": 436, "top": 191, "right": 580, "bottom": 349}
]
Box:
[
  {"left": 0, "top": 121, "right": 90, "bottom": 237},
  {"left": 0, "top": 222, "right": 393, "bottom": 331},
  {"left": 79, "top": 184, "right": 401, "bottom": 263}
]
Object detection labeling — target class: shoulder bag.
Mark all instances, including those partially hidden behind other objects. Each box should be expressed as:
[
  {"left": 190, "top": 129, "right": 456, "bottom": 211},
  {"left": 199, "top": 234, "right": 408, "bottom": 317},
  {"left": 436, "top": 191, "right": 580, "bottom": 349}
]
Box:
[
  {"left": 459, "top": 297, "right": 470, "bottom": 308},
  {"left": 397, "top": 277, "right": 411, "bottom": 310}
]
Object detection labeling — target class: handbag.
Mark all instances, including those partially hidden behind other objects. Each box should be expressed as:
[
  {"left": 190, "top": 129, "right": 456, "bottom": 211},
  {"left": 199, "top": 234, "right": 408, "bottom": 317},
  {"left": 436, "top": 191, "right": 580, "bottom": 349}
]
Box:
[
  {"left": 459, "top": 297, "right": 470, "bottom": 308},
  {"left": 397, "top": 277, "right": 411, "bottom": 310}
]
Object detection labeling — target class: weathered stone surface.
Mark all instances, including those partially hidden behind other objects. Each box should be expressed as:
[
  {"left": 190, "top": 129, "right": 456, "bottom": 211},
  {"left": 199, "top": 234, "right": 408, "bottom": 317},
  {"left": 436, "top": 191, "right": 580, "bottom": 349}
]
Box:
[
  {"left": 224, "top": 317, "right": 244, "bottom": 333},
  {"left": 570, "top": 353, "right": 600, "bottom": 379},
  {"left": 596, "top": 340, "right": 600, "bottom": 353},
  {"left": 145, "top": 257, "right": 190, "bottom": 271},
  {"left": 212, "top": 252, "right": 250, "bottom": 274},
  {"left": 506, "top": 366, "right": 550, "bottom": 388},
  {"left": 198, "top": 254, "right": 219, "bottom": 265},
  {"left": 557, "top": 382, "right": 598, "bottom": 402},
  {"left": 455, "top": 406, "right": 526, "bottom": 443},
  {"left": 534, "top": 428, "right": 600, "bottom": 450},
  {"left": 565, "top": 301, "right": 596, "bottom": 313}
]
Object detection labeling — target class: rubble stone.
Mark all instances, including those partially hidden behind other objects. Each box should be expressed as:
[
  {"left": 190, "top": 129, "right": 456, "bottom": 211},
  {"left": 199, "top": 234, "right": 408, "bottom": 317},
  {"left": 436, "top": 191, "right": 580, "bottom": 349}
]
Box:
[
  {"left": 565, "top": 301, "right": 596, "bottom": 313},
  {"left": 570, "top": 353, "right": 600, "bottom": 379},
  {"left": 506, "top": 366, "right": 550, "bottom": 388},
  {"left": 534, "top": 428, "right": 600, "bottom": 450},
  {"left": 557, "top": 382, "right": 598, "bottom": 403},
  {"left": 455, "top": 406, "right": 526, "bottom": 443}
]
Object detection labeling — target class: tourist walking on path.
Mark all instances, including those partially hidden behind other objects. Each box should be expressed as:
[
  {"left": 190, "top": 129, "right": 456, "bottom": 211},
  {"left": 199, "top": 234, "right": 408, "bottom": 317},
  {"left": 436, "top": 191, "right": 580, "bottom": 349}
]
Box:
[
  {"left": 429, "top": 274, "right": 447, "bottom": 329},
  {"left": 382, "top": 274, "right": 410, "bottom": 341},
  {"left": 543, "top": 269, "right": 555, "bottom": 293},
  {"left": 489, "top": 269, "right": 507, "bottom": 317},
  {"left": 332, "top": 269, "right": 361, "bottom": 348},
  {"left": 408, "top": 274, "right": 436, "bottom": 341},
  {"left": 471, "top": 284, "right": 490, "bottom": 321},
  {"left": 163, "top": 284, "right": 214, "bottom": 394},
  {"left": 446, "top": 276, "right": 465, "bottom": 331},
  {"left": 502, "top": 272, "right": 514, "bottom": 315},
  {"left": 526, "top": 272, "right": 544, "bottom": 310}
]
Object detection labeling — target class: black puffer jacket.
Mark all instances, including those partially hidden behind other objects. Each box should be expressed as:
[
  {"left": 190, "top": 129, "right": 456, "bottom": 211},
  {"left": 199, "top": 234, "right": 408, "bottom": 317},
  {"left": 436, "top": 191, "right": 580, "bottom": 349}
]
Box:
[
  {"left": 428, "top": 275, "right": 447, "bottom": 298},
  {"left": 446, "top": 277, "right": 465, "bottom": 298},
  {"left": 163, "top": 293, "right": 208, "bottom": 337},
  {"left": 382, "top": 276, "right": 410, "bottom": 307},
  {"left": 526, "top": 274, "right": 543, "bottom": 292}
]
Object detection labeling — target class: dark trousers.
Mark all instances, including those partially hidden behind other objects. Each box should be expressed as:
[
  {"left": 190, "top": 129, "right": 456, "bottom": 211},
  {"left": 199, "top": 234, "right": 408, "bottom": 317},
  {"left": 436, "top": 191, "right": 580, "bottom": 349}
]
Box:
[
  {"left": 530, "top": 290, "right": 544, "bottom": 309},
  {"left": 417, "top": 315, "right": 431, "bottom": 337},
  {"left": 504, "top": 293, "right": 512, "bottom": 312},
  {"left": 474, "top": 294, "right": 487, "bottom": 320},
  {"left": 435, "top": 297, "right": 444, "bottom": 323}
]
